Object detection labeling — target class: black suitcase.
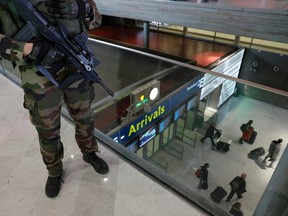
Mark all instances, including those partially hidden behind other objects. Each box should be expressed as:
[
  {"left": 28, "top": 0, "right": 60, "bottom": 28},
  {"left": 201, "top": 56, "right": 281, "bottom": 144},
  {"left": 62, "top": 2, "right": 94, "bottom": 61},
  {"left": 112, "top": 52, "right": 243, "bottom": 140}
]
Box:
[
  {"left": 216, "top": 141, "right": 230, "bottom": 152},
  {"left": 210, "top": 186, "right": 227, "bottom": 203},
  {"left": 248, "top": 131, "right": 257, "bottom": 144},
  {"left": 248, "top": 147, "right": 265, "bottom": 159}
]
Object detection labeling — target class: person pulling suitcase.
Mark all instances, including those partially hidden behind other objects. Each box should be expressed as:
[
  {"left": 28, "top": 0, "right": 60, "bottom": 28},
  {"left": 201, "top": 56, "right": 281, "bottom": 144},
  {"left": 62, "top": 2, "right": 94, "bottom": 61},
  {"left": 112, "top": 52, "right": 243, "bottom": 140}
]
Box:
[
  {"left": 226, "top": 174, "right": 247, "bottom": 202},
  {"left": 239, "top": 120, "right": 253, "bottom": 144},
  {"left": 263, "top": 139, "right": 283, "bottom": 168},
  {"left": 200, "top": 123, "right": 220, "bottom": 150}
]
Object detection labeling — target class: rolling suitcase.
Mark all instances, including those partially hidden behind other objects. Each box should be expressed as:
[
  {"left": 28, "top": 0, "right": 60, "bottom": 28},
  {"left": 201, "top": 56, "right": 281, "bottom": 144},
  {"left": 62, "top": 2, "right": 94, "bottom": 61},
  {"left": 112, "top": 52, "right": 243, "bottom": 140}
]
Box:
[
  {"left": 210, "top": 186, "right": 227, "bottom": 203},
  {"left": 216, "top": 141, "right": 230, "bottom": 152},
  {"left": 248, "top": 131, "right": 257, "bottom": 144},
  {"left": 248, "top": 147, "right": 265, "bottom": 159}
]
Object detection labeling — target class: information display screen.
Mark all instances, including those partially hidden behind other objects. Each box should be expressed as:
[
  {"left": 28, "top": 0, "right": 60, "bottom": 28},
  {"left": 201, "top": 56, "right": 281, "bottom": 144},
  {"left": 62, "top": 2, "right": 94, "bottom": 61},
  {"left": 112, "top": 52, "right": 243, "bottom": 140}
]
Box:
[
  {"left": 139, "top": 126, "right": 157, "bottom": 148},
  {"left": 159, "top": 115, "right": 172, "bottom": 133},
  {"left": 174, "top": 104, "right": 186, "bottom": 121}
]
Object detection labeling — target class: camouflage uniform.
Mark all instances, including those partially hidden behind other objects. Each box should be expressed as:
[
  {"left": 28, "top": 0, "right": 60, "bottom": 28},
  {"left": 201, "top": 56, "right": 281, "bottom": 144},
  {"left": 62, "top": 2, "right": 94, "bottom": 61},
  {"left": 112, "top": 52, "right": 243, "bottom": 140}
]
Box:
[{"left": 0, "top": 0, "right": 102, "bottom": 177}]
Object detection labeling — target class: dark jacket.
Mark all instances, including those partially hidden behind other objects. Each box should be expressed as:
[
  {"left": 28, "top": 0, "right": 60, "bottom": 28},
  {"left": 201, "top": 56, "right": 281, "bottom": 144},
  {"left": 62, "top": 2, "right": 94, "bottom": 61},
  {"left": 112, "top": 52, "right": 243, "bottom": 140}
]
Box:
[
  {"left": 200, "top": 166, "right": 208, "bottom": 181},
  {"left": 230, "top": 176, "right": 246, "bottom": 194},
  {"left": 240, "top": 120, "right": 253, "bottom": 132},
  {"left": 205, "top": 124, "right": 216, "bottom": 137},
  {"left": 229, "top": 205, "right": 244, "bottom": 216}
]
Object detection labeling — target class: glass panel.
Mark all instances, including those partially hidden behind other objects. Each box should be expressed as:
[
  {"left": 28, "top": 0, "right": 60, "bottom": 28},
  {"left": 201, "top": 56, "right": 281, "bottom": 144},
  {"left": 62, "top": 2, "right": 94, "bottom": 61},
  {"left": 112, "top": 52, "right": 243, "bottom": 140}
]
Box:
[
  {"left": 154, "top": 134, "right": 160, "bottom": 153},
  {"left": 146, "top": 139, "right": 154, "bottom": 158},
  {"left": 1, "top": 36, "right": 287, "bottom": 216}
]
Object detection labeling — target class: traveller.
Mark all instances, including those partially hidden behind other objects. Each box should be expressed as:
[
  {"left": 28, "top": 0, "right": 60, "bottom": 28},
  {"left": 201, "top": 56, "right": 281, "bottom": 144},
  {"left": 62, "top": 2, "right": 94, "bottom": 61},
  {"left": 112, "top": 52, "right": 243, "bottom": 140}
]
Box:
[
  {"left": 229, "top": 202, "right": 244, "bottom": 216},
  {"left": 197, "top": 163, "right": 209, "bottom": 190},
  {"left": 200, "top": 122, "right": 220, "bottom": 149},
  {"left": 263, "top": 139, "right": 282, "bottom": 168},
  {"left": 226, "top": 174, "right": 247, "bottom": 202},
  {"left": 239, "top": 120, "right": 253, "bottom": 144}
]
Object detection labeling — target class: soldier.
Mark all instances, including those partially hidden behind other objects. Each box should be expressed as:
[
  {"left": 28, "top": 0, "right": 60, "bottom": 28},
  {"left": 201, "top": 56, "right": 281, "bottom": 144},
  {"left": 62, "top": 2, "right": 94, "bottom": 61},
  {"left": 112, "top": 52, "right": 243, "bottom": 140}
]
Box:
[{"left": 0, "top": 0, "right": 109, "bottom": 198}]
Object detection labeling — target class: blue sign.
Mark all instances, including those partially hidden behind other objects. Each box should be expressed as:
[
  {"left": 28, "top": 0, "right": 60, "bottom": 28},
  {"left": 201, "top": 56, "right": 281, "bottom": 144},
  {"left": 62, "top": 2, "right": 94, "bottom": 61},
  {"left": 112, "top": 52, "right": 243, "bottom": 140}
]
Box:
[{"left": 114, "top": 76, "right": 203, "bottom": 145}]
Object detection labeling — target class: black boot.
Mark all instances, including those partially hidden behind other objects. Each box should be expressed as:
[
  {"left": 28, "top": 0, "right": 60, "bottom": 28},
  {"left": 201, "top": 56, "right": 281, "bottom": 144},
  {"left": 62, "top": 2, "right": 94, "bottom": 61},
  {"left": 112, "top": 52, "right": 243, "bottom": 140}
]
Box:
[
  {"left": 83, "top": 152, "right": 109, "bottom": 175},
  {"left": 45, "top": 175, "right": 63, "bottom": 198}
]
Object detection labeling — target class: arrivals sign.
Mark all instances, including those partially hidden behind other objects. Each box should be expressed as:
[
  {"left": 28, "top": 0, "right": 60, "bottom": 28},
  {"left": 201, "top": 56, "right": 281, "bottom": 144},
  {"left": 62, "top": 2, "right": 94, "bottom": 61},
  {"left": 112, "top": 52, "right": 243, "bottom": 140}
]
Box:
[{"left": 111, "top": 76, "right": 203, "bottom": 144}]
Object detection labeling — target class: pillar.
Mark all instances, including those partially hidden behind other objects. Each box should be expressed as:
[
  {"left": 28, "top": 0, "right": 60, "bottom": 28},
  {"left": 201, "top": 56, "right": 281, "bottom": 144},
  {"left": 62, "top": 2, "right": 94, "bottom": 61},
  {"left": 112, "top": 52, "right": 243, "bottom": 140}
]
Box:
[{"left": 143, "top": 21, "right": 150, "bottom": 49}]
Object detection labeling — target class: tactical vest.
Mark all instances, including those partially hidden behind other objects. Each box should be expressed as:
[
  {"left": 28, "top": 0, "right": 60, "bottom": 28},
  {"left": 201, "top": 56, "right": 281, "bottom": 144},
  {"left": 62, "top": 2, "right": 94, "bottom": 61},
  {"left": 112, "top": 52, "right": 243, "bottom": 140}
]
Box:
[
  {"left": 0, "top": 0, "right": 89, "bottom": 89},
  {"left": 1, "top": 0, "right": 85, "bottom": 41},
  {"left": 0, "top": 4, "right": 22, "bottom": 37}
]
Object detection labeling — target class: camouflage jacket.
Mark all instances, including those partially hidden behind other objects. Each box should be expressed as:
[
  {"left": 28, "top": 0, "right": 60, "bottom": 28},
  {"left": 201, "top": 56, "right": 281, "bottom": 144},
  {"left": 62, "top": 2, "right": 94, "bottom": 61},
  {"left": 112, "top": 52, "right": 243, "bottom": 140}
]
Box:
[{"left": 0, "top": 0, "right": 102, "bottom": 89}]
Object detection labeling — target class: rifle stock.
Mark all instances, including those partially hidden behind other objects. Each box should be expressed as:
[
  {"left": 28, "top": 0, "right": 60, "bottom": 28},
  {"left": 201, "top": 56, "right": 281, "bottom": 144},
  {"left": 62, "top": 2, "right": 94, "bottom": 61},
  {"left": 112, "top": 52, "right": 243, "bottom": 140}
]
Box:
[{"left": 14, "top": 0, "right": 114, "bottom": 96}]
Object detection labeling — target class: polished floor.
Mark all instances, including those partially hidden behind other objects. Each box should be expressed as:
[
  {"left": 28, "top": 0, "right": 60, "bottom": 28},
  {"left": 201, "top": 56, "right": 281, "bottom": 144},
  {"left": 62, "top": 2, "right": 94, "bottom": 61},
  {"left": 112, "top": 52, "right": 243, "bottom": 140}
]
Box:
[
  {"left": 1, "top": 72, "right": 288, "bottom": 216},
  {"left": 89, "top": 25, "right": 236, "bottom": 68},
  {"left": 1, "top": 5, "right": 287, "bottom": 214},
  {"left": 0, "top": 74, "right": 209, "bottom": 216}
]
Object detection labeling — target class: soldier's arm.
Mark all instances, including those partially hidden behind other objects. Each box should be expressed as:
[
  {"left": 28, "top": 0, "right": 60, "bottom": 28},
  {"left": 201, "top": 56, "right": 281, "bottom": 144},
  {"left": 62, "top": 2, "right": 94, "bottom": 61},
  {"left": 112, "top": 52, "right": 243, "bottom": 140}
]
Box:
[
  {"left": 0, "top": 33, "right": 33, "bottom": 62},
  {"left": 83, "top": 0, "right": 102, "bottom": 30}
]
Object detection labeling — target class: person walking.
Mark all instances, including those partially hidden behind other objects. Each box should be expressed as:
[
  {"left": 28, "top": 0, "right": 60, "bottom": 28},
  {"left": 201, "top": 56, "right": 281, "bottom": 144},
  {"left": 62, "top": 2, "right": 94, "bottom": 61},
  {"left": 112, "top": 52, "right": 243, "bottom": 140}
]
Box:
[
  {"left": 197, "top": 163, "right": 209, "bottom": 190},
  {"left": 239, "top": 120, "right": 253, "bottom": 144},
  {"left": 229, "top": 202, "right": 244, "bottom": 216},
  {"left": 263, "top": 139, "right": 282, "bottom": 168},
  {"left": 226, "top": 174, "right": 247, "bottom": 202},
  {"left": 200, "top": 123, "right": 220, "bottom": 149},
  {"left": 0, "top": 0, "right": 109, "bottom": 198}
]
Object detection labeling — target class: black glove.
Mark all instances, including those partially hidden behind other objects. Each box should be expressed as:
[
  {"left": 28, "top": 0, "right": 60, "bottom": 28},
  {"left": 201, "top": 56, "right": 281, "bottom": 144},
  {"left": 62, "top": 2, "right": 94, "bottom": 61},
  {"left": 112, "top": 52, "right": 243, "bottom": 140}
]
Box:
[
  {"left": 29, "top": 41, "right": 65, "bottom": 66},
  {"left": 45, "top": 0, "right": 92, "bottom": 19}
]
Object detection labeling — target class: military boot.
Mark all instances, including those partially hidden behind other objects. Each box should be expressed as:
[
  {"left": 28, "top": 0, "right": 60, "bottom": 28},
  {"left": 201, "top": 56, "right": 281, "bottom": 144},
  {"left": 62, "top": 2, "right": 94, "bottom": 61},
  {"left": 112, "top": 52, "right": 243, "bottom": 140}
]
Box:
[
  {"left": 83, "top": 152, "right": 109, "bottom": 175},
  {"left": 45, "top": 174, "right": 63, "bottom": 198}
]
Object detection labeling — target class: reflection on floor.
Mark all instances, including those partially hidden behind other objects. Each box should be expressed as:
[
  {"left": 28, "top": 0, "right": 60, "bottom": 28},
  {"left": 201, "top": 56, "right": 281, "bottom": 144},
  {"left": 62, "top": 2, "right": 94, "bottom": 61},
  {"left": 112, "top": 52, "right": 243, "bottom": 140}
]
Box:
[{"left": 89, "top": 25, "right": 236, "bottom": 68}]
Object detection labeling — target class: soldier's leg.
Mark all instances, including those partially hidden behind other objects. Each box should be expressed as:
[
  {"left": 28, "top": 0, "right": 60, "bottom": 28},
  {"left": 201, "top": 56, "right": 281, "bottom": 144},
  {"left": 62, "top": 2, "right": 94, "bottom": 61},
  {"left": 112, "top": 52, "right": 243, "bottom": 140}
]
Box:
[
  {"left": 64, "top": 79, "right": 108, "bottom": 174},
  {"left": 23, "top": 86, "right": 64, "bottom": 177},
  {"left": 64, "top": 79, "right": 97, "bottom": 152}
]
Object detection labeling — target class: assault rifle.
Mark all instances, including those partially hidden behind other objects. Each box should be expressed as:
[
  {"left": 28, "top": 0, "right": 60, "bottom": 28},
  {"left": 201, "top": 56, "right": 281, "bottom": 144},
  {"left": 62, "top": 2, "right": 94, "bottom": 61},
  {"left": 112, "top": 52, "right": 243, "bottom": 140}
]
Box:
[{"left": 13, "top": 0, "right": 114, "bottom": 96}]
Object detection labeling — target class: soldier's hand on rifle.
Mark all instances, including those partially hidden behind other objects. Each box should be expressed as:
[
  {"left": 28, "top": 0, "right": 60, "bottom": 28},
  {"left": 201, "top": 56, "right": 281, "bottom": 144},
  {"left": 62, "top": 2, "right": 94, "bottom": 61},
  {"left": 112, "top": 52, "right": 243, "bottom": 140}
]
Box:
[
  {"left": 28, "top": 41, "right": 66, "bottom": 66},
  {"left": 45, "top": 0, "right": 93, "bottom": 19}
]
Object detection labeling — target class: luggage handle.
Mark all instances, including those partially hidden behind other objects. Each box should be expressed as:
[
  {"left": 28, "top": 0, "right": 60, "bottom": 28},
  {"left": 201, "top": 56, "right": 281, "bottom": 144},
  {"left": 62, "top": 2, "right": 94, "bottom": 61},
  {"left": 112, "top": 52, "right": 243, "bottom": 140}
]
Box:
[{"left": 224, "top": 184, "right": 231, "bottom": 192}]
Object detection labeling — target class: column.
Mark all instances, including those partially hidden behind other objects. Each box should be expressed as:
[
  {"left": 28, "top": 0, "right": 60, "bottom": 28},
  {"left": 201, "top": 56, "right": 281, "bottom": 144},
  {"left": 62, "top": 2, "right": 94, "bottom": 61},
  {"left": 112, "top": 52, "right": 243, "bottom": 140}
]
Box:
[{"left": 143, "top": 21, "right": 150, "bottom": 49}]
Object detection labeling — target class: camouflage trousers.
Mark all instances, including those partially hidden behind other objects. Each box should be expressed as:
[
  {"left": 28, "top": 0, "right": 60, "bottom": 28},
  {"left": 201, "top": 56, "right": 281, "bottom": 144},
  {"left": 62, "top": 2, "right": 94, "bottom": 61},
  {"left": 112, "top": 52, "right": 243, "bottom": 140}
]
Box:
[{"left": 23, "top": 79, "right": 98, "bottom": 177}]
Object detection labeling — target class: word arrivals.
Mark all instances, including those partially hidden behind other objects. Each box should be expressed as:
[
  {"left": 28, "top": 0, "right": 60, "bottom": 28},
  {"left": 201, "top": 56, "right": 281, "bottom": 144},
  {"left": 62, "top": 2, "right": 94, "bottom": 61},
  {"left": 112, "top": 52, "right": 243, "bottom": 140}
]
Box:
[{"left": 128, "top": 105, "right": 165, "bottom": 136}]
